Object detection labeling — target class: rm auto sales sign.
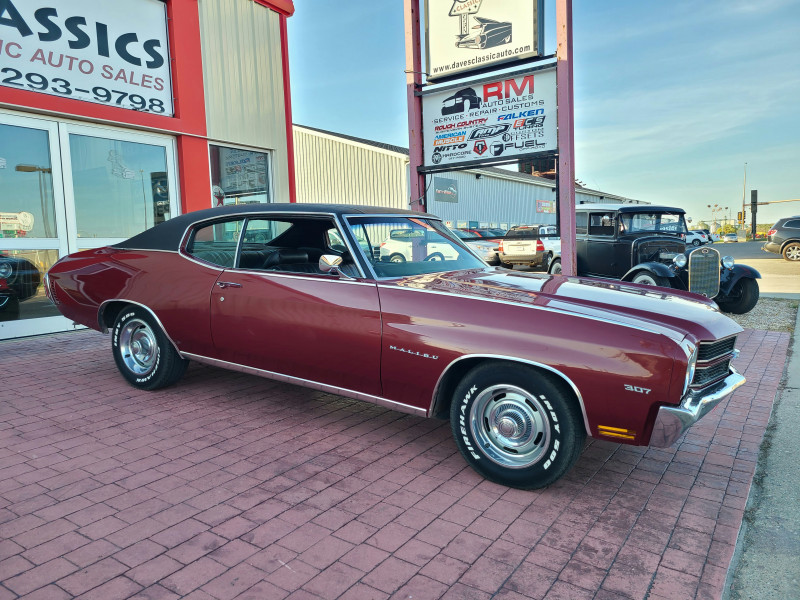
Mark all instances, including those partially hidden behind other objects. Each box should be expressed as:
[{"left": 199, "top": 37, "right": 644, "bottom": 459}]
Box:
[
  {"left": 422, "top": 67, "right": 556, "bottom": 169},
  {"left": 0, "top": 0, "right": 173, "bottom": 116}
]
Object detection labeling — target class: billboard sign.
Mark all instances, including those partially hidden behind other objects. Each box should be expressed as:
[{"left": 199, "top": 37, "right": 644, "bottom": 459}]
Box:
[
  {"left": 426, "top": 0, "right": 540, "bottom": 81},
  {"left": 422, "top": 67, "right": 556, "bottom": 169},
  {"left": 0, "top": 0, "right": 173, "bottom": 116}
]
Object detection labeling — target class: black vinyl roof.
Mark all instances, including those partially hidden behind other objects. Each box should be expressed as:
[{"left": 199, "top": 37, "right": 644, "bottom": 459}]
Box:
[{"left": 114, "top": 203, "right": 435, "bottom": 251}]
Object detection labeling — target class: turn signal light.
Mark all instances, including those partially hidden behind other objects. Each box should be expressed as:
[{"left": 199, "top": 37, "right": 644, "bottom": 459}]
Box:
[{"left": 597, "top": 425, "right": 636, "bottom": 440}]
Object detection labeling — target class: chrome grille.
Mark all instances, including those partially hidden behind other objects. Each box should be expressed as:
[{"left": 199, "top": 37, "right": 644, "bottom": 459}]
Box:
[
  {"left": 698, "top": 337, "right": 736, "bottom": 362},
  {"left": 693, "top": 359, "right": 731, "bottom": 387},
  {"left": 687, "top": 247, "right": 720, "bottom": 297}
]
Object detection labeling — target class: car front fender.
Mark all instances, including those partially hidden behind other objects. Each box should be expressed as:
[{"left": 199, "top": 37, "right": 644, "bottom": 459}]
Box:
[
  {"left": 621, "top": 262, "right": 677, "bottom": 282},
  {"left": 719, "top": 264, "right": 762, "bottom": 295}
]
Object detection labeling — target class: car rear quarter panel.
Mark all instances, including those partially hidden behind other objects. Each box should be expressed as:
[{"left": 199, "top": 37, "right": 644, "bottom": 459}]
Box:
[
  {"left": 49, "top": 249, "right": 220, "bottom": 356},
  {"left": 377, "top": 284, "right": 683, "bottom": 444}
]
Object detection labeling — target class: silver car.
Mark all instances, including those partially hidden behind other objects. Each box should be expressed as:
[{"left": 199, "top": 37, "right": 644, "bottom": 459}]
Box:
[{"left": 499, "top": 225, "right": 558, "bottom": 268}]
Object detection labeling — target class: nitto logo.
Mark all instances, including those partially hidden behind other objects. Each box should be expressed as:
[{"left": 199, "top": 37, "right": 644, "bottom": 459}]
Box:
[
  {"left": 473, "top": 140, "right": 487, "bottom": 155},
  {"left": 468, "top": 124, "right": 510, "bottom": 140}
]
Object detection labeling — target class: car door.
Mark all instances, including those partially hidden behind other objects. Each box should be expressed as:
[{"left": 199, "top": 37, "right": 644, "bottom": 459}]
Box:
[
  {"left": 207, "top": 216, "right": 383, "bottom": 397},
  {"left": 584, "top": 213, "right": 617, "bottom": 276}
]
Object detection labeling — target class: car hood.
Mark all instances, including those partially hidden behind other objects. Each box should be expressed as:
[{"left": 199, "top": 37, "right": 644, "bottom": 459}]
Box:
[{"left": 386, "top": 268, "right": 742, "bottom": 343}]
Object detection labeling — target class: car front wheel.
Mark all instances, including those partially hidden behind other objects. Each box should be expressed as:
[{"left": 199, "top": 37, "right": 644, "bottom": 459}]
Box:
[
  {"left": 112, "top": 307, "right": 188, "bottom": 390},
  {"left": 450, "top": 362, "right": 585, "bottom": 489},
  {"left": 631, "top": 272, "right": 670, "bottom": 287},
  {"left": 717, "top": 278, "right": 759, "bottom": 314},
  {"left": 783, "top": 243, "right": 800, "bottom": 261}
]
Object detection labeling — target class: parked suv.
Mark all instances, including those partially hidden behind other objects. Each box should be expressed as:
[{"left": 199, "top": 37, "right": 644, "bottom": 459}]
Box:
[
  {"left": 546, "top": 204, "right": 761, "bottom": 313},
  {"left": 499, "top": 225, "right": 559, "bottom": 269},
  {"left": 763, "top": 216, "right": 800, "bottom": 261}
]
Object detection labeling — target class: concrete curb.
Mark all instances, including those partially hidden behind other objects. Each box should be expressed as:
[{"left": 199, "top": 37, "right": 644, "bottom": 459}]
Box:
[{"left": 725, "top": 307, "right": 800, "bottom": 599}]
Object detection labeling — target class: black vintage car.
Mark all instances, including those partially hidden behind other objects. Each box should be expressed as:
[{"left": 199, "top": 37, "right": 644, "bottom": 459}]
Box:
[
  {"left": 0, "top": 252, "right": 41, "bottom": 320},
  {"left": 547, "top": 204, "right": 760, "bottom": 314}
]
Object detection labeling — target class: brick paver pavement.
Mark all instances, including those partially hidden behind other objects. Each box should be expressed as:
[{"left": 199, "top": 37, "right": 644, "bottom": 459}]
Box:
[{"left": 0, "top": 328, "right": 789, "bottom": 599}]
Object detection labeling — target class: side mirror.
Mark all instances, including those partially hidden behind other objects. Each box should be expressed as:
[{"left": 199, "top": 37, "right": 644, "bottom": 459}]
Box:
[{"left": 319, "top": 254, "right": 353, "bottom": 279}]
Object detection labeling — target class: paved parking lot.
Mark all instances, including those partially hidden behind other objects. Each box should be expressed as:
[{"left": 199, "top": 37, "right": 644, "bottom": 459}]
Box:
[{"left": 0, "top": 328, "right": 789, "bottom": 600}]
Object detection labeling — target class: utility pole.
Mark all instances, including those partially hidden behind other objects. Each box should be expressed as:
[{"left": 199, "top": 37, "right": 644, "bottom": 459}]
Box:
[{"left": 740, "top": 162, "right": 747, "bottom": 229}]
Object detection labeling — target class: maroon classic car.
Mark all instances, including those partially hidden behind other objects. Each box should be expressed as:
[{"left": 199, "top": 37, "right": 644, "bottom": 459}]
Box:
[{"left": 46, "top": 204, "right": 745, "bottom": 489}]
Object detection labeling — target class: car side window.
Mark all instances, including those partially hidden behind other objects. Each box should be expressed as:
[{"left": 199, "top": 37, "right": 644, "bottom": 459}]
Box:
[
  {"left": 588, "top": 214, "right": 615, "bottom": 236},
  {"left": 575, "top": 213, "right": 588, "bottom": 235},
  {"left": 784, "top": 219, "right": 800, "bottom": 229},
  {"left": 186, "top": 220, "right": 245, "bottom": 267}
]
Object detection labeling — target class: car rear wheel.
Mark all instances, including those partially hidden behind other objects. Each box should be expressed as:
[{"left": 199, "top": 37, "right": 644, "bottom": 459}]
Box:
[
  {"left": 632, "top": 272, "right": 670, "bottom": 287},
  {"left": 450, "top": 362, "right": 585, "bottom": 489},
  {"left": 388, "top": 253, "right": 406, "bottom": 263},
  {"left": 548, "top": 258, "right": 562, "bottom": 275},
  {"left": 783, "top": 243, "right": 800, "bottom": 261},
  {"left": 717, "top": 278, "right": 759, "bottom": 314},
  {"left": 692, "top": 239, "right": 701, "bottom": 246},
  {"left": 425, "top": 252, "right": 445, "bottom": 262},
  {"left": 112, "top": 307, "right": 188, "bottom": 390}
]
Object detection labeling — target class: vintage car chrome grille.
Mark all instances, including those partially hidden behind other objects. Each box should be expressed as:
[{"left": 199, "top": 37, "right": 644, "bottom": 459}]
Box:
[
  {"left": 697, "top": 336, "right": 736, "bottom": 362},
  {"left": 692, "top": 358, "right": 732, "bottom": 387},
  {"left": 687, "top": 247, "right": 720, "bottom": 297}
]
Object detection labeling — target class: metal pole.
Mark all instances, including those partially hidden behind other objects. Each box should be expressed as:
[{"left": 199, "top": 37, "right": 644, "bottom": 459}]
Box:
[
  {"left": 404, "top": 0, "right": 426, "bottom": 212},
  {"left": 556, "top": 0, "right": 576, "bottom": 276},
  {"left": 741, "top": 162, "right": 747, "bottom": 229}
]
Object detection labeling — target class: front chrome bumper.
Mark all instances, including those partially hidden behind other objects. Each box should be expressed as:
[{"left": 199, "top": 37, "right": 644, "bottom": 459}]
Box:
[{"left": 649, "top": 367, "right": 746, "bottom": 447}]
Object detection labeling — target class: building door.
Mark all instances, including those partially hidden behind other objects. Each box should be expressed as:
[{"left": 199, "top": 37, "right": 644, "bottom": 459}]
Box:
[{"left": 0, "top": 111, "right": 179, "bottom": 340}]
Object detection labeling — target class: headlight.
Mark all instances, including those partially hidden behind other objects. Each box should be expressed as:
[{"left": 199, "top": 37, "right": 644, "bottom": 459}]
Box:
[
  {"left": 0, "top": 261, "right": 12, "bottom": 279},
  {"left": 672, "top": 254, "right": 687, "bottom": 268},
  {"left": 722, "top": 256, "right": 735, "bottom": 269},
  {"left": 682, "top": 342, "right": 698, "bottom": 396}
]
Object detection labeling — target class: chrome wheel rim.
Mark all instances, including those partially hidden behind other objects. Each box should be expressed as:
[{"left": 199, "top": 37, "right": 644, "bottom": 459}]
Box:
[
  {"left": 469, "top": 384, "right": 551, "bottom": 468},
  {"left": 119, "top": 319, "right": 158, "bottom": 375},
  {"left": 786, "top": 246, "right": 800, "bottom": 261}
]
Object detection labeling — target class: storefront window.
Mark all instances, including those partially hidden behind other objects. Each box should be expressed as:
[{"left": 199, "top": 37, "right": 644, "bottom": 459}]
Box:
[
  {"left": 70, "top": 135, "right": 172, "bottom": 238},
  {"left": 0, "top": 124, "right": 58, "bottom": 239},
  {"left": 0, "top": 249, "right": 60, "bottom": 322},
  {"left": 210, "top": 145, "right": 271, "bottom": 206}
]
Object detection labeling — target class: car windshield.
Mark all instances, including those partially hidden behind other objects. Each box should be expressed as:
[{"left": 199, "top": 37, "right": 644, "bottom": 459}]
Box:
[
  {"left": 347, "top": 216, "right": 485, "bottom": 278},
  {"left": 619, "top": 212, "right": 688, "bottom": 234}
]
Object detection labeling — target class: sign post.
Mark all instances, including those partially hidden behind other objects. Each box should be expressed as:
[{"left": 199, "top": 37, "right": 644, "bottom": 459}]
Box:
[
  {"left": 556, "top": 0, "right": 576, "bottom": 276},
  {"left": 405, "top": 0, "right": 426, "bottom": 211}
]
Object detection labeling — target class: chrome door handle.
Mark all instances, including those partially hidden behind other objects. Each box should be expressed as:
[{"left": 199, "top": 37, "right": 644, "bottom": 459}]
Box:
[{"left": 216, "top": 281, "right": 242, "bottom": 289}]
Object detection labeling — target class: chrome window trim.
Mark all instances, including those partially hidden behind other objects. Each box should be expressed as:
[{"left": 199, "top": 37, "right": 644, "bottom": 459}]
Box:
[
  {"left": 97, "top": 299, "right": 181, "bottom": 354},
  {"left": 376, "top": 283, "right": 671, "bottom": 337},
  {"left": 430, "top": 354, "right": 592, "bottom": 435},
  {"left": 226, "top": 269, "right": 376, "bottom": 286},
  {"left": 180, "top": 352, "right": 426, "bottom": 417}
]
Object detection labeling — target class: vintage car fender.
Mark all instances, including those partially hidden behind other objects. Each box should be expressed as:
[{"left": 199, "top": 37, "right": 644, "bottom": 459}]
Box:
[
  {"left": 719, "top": 264, "right": 762, "bottom": 295},
  {"left": 620, "top": 261, "right": 677, "bottom": 282}
]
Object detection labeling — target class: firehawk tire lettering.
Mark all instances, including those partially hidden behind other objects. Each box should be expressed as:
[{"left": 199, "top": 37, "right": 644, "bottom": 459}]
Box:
[{"left": 449, "top": 362, "right": 585, "bottom": 490}]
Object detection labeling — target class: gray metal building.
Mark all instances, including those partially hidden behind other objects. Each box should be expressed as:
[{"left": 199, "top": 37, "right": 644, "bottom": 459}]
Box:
[{"left": 293, "top": 124, "right": 644, "bottom": 227}]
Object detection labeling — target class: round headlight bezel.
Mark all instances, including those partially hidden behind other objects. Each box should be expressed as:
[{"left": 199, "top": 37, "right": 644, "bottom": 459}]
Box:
[
  {"left": 0, "top": 261, "right": 12, "bottom": 279},
  {"left": 673, "top": 254, "right": 688, "bottom": 268},
  {"left": 684, "top": 345, "right": 698, "bottom": 396},
  {"left": 722, "top": 256, "right": 735, "bottom": 269}
]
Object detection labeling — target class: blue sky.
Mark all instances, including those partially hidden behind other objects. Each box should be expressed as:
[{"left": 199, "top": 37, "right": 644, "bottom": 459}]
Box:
[{"left": 288, "top": 0, "right": 800, "bottom": 226}]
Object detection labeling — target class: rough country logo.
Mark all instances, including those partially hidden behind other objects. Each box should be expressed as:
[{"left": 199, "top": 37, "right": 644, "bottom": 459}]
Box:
[
  {"left": 468, "top": 124, "right": 509, "bottom": 140},
  {"left": 473, "top": 140, "right": 488, "bottom": 155},
  {"left": 448, "top": 0, "right": 512, "bottom": 52}
]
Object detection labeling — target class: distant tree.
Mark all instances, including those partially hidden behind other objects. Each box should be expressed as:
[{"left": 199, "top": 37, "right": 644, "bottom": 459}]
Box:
[
  {"left": 719, "top": 223, "right": 737, "bottom": 234},
  {"left": 695, "top": 220, "right": 709, "bottom": 230}
]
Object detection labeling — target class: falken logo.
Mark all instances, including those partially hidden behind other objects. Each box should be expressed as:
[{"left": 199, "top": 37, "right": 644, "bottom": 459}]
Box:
[
  {"left": 468, "top": 124, "right": 510, "bottom": 140},
  {"left": 389, "top": 346, "right": 439, "bottom": 360}
]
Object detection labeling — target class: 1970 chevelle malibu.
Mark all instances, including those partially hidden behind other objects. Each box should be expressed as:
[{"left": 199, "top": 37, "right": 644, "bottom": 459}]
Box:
[{"left": 46, "top": 204, "right": 745, "bottom": 489}]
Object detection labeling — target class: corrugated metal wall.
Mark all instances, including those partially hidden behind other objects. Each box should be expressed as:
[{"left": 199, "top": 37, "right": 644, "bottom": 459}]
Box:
[
  {"left": 427, "top": 170, "right": 558, "bottom": 228},
  {"left": 294, "top": 127, "right": 408, "bottom": 209},
  {"left": 198, "top": 0, "right": 289, "bottom": 199}
]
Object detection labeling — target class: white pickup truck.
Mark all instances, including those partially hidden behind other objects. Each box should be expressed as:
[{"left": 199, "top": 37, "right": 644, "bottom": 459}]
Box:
[{"left": 498, "top": 225, "right": 560, "bottom": 269}]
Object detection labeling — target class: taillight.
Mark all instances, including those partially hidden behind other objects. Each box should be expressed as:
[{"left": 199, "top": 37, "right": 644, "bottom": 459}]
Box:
[
  {"left": 768, "top": 229, "right": 777, "bottom": 237},
  {"left": 536, "top": 240, "right": 544, "bottom": 252}
]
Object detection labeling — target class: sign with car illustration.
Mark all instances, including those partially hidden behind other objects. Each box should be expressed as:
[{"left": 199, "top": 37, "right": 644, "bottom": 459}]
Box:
[
  {"left": 425, "top": 0, "right": 541, "bottom": 80},
  {"left": 422, "top": 66, "right": 556, "bottom": 169}
]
